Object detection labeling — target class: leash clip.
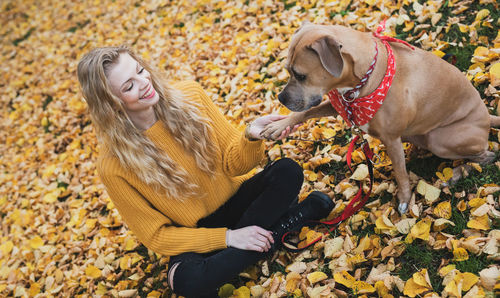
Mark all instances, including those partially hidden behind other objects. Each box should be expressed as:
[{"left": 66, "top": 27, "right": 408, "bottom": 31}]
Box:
[
  {"left": 340, "top": 91, "right": 356, "bottom": 103},
  {"left": 370, "top": 152, "right": 382, "bottom": 165}
]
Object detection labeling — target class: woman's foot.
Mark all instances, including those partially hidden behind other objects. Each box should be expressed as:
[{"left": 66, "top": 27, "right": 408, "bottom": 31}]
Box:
[{"left": 271, "top": 191, "right": 334, "bottom": 247}]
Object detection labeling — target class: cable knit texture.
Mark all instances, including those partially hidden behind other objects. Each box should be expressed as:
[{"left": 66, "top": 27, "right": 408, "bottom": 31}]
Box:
[{"left": 97, "top": 81, "right": 265, "bottom": 256}]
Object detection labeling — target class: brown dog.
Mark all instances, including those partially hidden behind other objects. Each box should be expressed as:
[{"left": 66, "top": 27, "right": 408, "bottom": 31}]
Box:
[{"left": 261, "top": 23, "right": 500, "bottom": 214}]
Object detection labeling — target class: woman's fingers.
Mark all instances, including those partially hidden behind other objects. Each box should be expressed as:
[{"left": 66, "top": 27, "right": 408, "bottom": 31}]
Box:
[
  {"left": 292, "top": 123, "right": 301, "bottom": 132},
  {"left": 278, "top": 126, "right": 291, "bottom": 140},
  {"left": 230, "top": 226, "right": 275, "bottom": 252},
  {"left": 254, "top": 237, "right": 270, "bottom": 251},
  {"left": 252, "top": 226, "right": 274, "bottom": 251}
]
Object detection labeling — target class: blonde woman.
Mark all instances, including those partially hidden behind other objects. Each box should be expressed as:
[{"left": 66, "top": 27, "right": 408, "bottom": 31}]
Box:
[{"left": 77, "top": 46, "right": 334, "bottom": 297}]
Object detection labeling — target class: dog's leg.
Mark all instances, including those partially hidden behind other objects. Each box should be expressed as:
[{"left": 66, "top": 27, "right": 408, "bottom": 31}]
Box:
[
  {"left": 424, "top": 111, "right": 495, "bottom": 184},
  {"left": 261, "top": 101, "right": 336, "bottom": 140},
  {"left": 491, "top": 115, "right": 500, "bottom": 127},
  {"left": 380, "top": 136, "right": 412, "bottom": 214}
]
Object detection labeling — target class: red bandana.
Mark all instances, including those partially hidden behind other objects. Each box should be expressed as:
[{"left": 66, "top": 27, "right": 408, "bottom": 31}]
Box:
[{"left": 327, "top": 21, "right": 414, "bottom": 127}]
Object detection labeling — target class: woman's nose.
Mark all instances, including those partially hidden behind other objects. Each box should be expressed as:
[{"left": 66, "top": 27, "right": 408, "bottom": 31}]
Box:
[{"left": 138, "top": 76, "right": 149, "bottom": 89}]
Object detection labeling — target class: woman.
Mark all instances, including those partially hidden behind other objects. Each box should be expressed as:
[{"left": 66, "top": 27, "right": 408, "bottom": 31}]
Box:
[{"left": 77, "top": 46, "right": 334, "bottom": 297}]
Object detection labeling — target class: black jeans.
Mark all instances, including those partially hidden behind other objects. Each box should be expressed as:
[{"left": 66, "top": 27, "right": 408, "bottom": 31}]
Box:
[{"left": 168, "top": 158, "right": 304, "bottom": 297}]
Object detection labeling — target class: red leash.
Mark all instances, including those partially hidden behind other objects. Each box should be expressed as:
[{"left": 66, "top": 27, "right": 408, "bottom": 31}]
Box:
[{"left": 281, "top": 135, "right": 375, "bottom": 252}]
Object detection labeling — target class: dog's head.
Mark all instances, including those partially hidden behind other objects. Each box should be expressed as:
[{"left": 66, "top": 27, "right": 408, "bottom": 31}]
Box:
[{"left": 278, "top": 23, "right": 347, "bottom": 112}]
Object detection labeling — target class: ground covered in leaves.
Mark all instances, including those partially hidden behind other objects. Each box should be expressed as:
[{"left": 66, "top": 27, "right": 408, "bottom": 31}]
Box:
[{"left": 1, "top": 0, "right": 499, "bottom": 297}]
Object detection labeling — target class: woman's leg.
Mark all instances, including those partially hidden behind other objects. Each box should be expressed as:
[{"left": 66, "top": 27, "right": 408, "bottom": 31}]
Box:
[
  {"left": 169, "top": 248, "right": 270, "bottom": 297},
  {"left": 197, "top": 158, "right": 304, "bottom": 229},
  {"left": 169, "top": 158, "right": 304, "bottom": 297}
]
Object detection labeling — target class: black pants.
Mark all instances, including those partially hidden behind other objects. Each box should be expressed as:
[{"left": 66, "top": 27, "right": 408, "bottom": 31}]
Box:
[{"left": 168, "top": 158, "right": 304, "bottom": 297}]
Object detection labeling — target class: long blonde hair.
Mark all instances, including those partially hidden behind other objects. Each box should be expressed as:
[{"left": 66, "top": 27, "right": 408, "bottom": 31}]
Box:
[{"left": 77, "top": 46, "right": 218, "bottom": 199}]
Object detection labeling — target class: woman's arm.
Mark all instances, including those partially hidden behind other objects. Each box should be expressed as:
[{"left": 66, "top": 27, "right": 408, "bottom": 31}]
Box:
[
  {"left": 176, "top": 81, "right": 265, "bottom": 176},
  {"left": 98, "top": 159, "right": 228, "bottom": 257}
]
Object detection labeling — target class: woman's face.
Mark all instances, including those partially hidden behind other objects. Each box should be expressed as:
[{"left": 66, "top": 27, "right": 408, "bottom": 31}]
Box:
[{"left": 107, "top": 53, "right": 159, "bottom": 114}]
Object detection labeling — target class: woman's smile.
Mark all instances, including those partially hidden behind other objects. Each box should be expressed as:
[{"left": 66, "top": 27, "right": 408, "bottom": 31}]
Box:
[{"left": 141, "top": 84, "right": 156, "bottom": 100}]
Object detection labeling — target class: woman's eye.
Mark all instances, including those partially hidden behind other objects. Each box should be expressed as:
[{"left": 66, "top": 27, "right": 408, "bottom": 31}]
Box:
[
  {"left": 138, "top": 67, "right": 144, "bottom": 74},
  {"left": 126, "top": 83, "right": 133, "bottom": 91}
]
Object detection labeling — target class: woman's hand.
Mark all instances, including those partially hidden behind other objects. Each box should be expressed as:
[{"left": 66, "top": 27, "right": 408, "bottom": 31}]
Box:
[
  {"left": 226, "top": 226, "right": 274, "bottom": 252},
  {"left": 247, "top": 115, "right": 300, "bottom": 140}
]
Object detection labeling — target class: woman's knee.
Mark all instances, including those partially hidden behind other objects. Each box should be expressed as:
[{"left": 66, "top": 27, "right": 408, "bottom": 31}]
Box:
[
  {"left": 267, "top": 158, "right": 304, "bottom": 185},
  {"left": 169, "top": 258, "right": 214, "bottom": 297}
]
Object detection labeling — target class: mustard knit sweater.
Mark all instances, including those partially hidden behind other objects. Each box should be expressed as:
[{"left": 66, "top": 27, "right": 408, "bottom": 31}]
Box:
[{"left": 97, "top": 81, "right": 265, "bottom": 257}]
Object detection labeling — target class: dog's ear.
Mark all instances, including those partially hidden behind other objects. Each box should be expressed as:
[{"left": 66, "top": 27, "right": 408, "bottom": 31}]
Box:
[
  {"left": 309, "top": 36, "right": 343, "bottom": 77},
  {"left": 294, "top": 20, "right": 311, "bottom": 36}
]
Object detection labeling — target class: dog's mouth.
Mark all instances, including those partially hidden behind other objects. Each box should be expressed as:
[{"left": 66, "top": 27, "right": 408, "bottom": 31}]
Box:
[
  {"left": 305, "top": 95, "right": 323, "bottom": 109},
  {"left": 282, "top": 95, "right": 323, "bottom": 112}
]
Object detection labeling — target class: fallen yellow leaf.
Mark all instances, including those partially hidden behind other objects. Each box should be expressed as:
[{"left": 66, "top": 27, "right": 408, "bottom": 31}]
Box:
[
  {"left": 334, "top": 271, "right": 356, "bottom": 288},
  {"left": 85, "top": 265, "right": 102, "bottom": 279},
  {"left": 475, "top": 9, "right": 490, "bottom": 21},
  {"left": 416, "top": 180, "right": 441, "bottom": 203},
  {"left": 351, "top": 164, "right": 369, "bottom": 181},
  {"left": 436, "top": 167, "right": 453, "bottom": 182},
  {"left": 433, "top": 201, "right": 452, "bottom": 219},
  {"left": 444, "top": 279, "right": 460, "bottom": 297},
  {"left": 467, "top": 214, "right": 490, "bottom": 230},
  {"left": 403, "top": 277, "right": 430, "bottom": 297},
  {"left": 433, "top": 218, "right": 455, "bottom": 231},
  {"left": 439, "top": 265, "right": 456, "bottom": 277},
  {"left": 0, "top": 241, "right": 14, "bottom": 255},
  {"left": 307, "top": 271, "right": 328, "bottom": 284},
  {"left": 453, "top": 247, "right": 469, "bottom": 261},
  {"left": 29, "top": 236, "right": 44, "bottom": 249},
  {"left": 460, "top": 272, "right": 479, "bottom": 291},
  {"left": 285, "top": 272, "right": 301, "bottom": 292},
  {"left": 489, "top": 62, "right": 500, "bottom": 87},
  {"left": 233, "top": 286, "right": 250, "bottom": 298},
  {"left": 28, "top": 282, "right": 40, "bottom": 296},
  {"left": 304, "top": 170, "right": 318, "bottom": 182},
  {"left": 413, "top": 269, "right": 432, "bottom": 288},
  {"left": 457, "top": 200, "right": 467, "bottom": 212},
  {"left": 374, "top": 280, "right": 392, "bottom": 297},
  {"left": 352, "top": 280, "right": 376, "bottom": 294},
  {"left": 408, "top": 219, "right": 432, "bottom": 242},
  {"left": 218, "top": 284, "right": 235, "bottom": 298}
]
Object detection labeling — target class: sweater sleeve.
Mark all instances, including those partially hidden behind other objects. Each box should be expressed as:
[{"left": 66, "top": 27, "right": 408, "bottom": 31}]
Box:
[
  {"left": 175, "top": 81, "right": 265, "bottom": 176},
  {"left": 98, "top": 157, "right": 228, "bottom": 257}
]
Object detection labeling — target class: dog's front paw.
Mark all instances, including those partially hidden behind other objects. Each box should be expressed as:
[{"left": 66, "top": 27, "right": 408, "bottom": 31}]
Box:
[
  {"left": 260, "top": 119, "right": 295, "bottom": 140},
  {"left": 397, "top": 188, "right": 412, "bottom": 214},
  {"left": 398, "top": 203, "right": 409, "bottom": 214}
]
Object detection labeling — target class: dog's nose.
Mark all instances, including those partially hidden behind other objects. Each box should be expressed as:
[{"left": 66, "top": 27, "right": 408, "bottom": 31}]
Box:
[{"left": 277, "top": 92, "right": 287, "bottom": 105}]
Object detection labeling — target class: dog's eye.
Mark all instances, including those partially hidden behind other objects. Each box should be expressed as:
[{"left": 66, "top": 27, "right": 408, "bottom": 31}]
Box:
[
  {"left": 293, "top": 70, "right": 306, "bottom": 82},
  {"left": 296, "top": 74, "right": 306, "bottom": 81}
]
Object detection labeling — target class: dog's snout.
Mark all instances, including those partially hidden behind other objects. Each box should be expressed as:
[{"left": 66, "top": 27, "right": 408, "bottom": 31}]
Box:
[{"left": 278, "top": 92, "right": 287, "bottom": 105}]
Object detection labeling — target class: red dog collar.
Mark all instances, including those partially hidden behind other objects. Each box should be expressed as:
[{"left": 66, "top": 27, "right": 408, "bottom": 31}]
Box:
[{"left": 327, "top": 21, "right": 414, "bottom": 127}]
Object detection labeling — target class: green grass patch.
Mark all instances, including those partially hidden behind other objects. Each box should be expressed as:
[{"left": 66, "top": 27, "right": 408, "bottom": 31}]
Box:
[
  {"left": 442, "top": 44, "right": 476, "bottom": 73},
  {"left": 269, "top": 260, "right": 287, "bottom": 274},
  {"left": 406, "top": 155, "right": 448, "bottom": 181},
  {"left": 317, "top": 160, "right": 347, "bottom": 181},
  {"left": 397, "top": 241, "right": 452, "bottom": 293},
  {"left": 318, "top": 263, "right": 332, "bottom": 276},
  {"left": 13, "top": 27, "right": 35, "bottom": 46},
  {"left": 378, "top": 191, "right": 394, "bottom": 205},
  {"left": 453, "top": 254, "right": 495, "bottom": 275},
  {"left": 492, "top": 217, "right": 500, "bottom": 230},
  {"left": 449, "top": 163, "right": 500, "bottom": 193},
  {"left": 445, "top": 204, "right": 469, "bottom": 236},
  {"left": 350, "top": 224, "right": 375, "bottom": 238},
  {"left": 281, "top": 0, "right": 296, "bottom": 10}
]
